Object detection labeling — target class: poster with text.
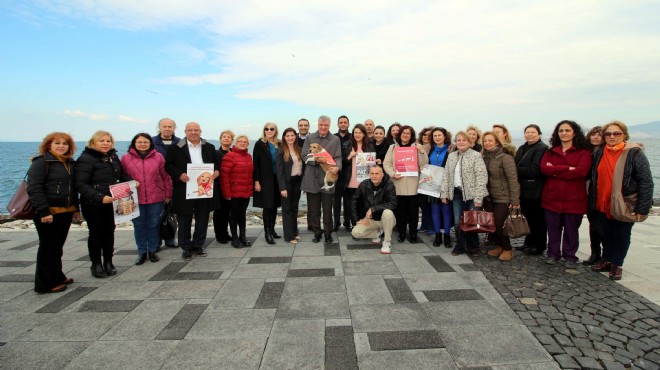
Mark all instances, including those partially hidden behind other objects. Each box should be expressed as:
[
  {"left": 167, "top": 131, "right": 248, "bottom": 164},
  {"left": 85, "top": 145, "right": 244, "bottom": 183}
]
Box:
[
  {"left": 394, "top": 147, "right": 419, "bottom": 176},
  {"left": 109, "top": 180, "right": 139, "bottom": 224},
  {"left": 186, "top": 163, "right": 215, "bottom": 199},
  {"left": 418, "top": 164, "right": 445, "bottom": 198},
  {"left": 355, "top": 152, "right": 377, "bottom": 183}
]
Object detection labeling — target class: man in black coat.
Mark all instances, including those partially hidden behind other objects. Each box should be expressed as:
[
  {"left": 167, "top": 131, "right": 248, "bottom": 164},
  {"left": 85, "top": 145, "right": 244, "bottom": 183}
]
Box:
[
  {"left": 351, "top": 165, "right": 397, "bottom": 254},
  {"left": 165, "top": 122, "right": 220, "bottom": 261},
  {"left": 333, "top": 115, "right": 353, "bottom": 231}
]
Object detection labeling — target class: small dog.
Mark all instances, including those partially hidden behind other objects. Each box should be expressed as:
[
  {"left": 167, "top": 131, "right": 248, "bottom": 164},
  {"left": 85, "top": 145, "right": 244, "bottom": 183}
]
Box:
[
  {"left": 197, "top": 172, "right": 213, "bottom": 196},
  {"left": 306, "top": 143, "right": 339, "bottom": 190}
]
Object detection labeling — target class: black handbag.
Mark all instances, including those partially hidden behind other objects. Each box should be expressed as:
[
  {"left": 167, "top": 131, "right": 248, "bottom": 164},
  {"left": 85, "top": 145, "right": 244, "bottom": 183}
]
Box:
[{"left": 159, "top": 203, "right": 177, "bottom": 240}]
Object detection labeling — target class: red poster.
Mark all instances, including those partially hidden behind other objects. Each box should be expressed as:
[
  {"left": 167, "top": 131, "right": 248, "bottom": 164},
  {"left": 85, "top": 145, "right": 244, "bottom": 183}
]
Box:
[{"left": 394, "top": 147, "right": 418, "bottom": 176}]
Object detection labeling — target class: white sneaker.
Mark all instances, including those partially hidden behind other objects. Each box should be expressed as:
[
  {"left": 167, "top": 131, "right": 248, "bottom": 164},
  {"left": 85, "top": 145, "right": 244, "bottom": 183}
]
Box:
[
  {"left": 380, "top": 241, "right": 391, "bottom": 254},
  {"left": 371, "top": 237, "right": 381, "bottom": 244}
]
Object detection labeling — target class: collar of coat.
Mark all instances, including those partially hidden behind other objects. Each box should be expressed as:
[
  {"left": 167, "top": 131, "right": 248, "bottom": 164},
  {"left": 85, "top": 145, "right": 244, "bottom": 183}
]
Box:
[{"left": 177, "top": 138, "right": 207, "bottom": 148}]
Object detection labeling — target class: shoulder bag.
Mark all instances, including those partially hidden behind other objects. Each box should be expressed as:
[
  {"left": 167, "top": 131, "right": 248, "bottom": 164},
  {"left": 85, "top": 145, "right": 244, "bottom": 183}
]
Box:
[
  {"left": 611, "top": 149, "right": 647, "bottom": 223},
  {"left": 459, "top": 208, "right": 495, "bottom": 233},
  {"left": 7, "top": 177, "right": 35, "bottom": 220},
  {"left": 503, "top": 208, "right": 530, "bottom": 238}
]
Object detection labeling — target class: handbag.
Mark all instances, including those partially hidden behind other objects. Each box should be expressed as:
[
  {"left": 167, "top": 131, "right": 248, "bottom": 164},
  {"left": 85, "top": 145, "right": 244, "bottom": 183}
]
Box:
[
  {"left": 611, "top": 149, "right": 647, "bottom": 223},
  {"left": 502, "top": 208, "right": 531, "bottom": 238},
  {"left": 7, "top": 179, "right": 35, "bottom": 220},
  {"left": 459, "top": 209, "right": 495, "bottom": 233},
  {"left": 159, "top": 202, "right": 178, "bottom": 240}
]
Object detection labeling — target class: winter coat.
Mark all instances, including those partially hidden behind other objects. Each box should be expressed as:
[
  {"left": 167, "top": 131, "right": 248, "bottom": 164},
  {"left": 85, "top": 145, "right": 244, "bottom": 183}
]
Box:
[
  {"left": 540, "top": 145, "right": 591, "bottom": 214},
  {"left": 373, "top": 139, "right": 390, "bottom": 165},
  {"left": 165, "top": 138, "right": 220, "bottom": 215},
  {"left": 483, "top": 146, "right": 520, "bottom": 205},
  {"left": 221, "top": 146, "right": 254, "bottom": 199},
  {"left": 440, "top": 149, "right": 489, "bottom": 204},
  {"left": 336, "top": 132, "right": 353, "bottom": 185},
  {"left": 152, "top": 134, "right": 181, "bottom": 159},
  {"left": 351, "top": 175, "right": 397, "bottom": 224},
  {"left": 383, "top": 143, "right": 429, "bottom": 196},
  {"left": 252, "top": 140, "right": 281, "bottom": 209},
  {"left": 76, "top": 147, "right": 131, "bottom": 206},
  {"left": 27, "top": 152, "right": 78, "bottom": 217},
  {"left": 300, "top": 131, "right": 342, "bottom": 194},
  {"left": 588, "top": 142, "right": 654, "bottom": 215},
  {"left": 215, "top": 147, "right": 230, "bottom": 199},
  {"left": 514, "top": 140, "right": 548, "bottom": 200},
  {"left": 344, "top": 141, "right": 376, "bottom": 187},
  {"left": 121, "top": 148, "right": 172, "bottom": 205}
]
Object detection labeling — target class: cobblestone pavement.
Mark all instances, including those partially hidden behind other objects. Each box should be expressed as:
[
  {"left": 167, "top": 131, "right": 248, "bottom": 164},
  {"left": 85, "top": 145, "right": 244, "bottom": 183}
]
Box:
[{"left": 471, "top": 239, "right": 660, "bottom": 370}]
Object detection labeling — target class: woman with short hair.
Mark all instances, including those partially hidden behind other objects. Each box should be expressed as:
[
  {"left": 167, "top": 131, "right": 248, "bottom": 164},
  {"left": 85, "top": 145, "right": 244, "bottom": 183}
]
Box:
[
  {"left": 213, "top": 130, "right": 235, "bottom": 244},
  {"left": 221, "top": 135, "right": 254, "bottom": 248}
]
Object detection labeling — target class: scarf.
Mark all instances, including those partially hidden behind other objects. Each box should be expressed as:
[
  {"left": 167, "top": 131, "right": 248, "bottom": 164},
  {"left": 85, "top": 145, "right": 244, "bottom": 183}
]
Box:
[
  {"left": 430, "top": 144, "right": 448, "bottom": 167},
  {"left": 596, "top": 142, "right": 625, "bottom": 217}
]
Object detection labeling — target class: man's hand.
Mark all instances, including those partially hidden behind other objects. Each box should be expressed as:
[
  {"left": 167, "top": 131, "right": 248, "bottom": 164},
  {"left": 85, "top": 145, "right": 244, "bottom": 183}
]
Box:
[
  {"left": 330, "top": 167, "right": 339, "bottom": 175},
  {"left": 365, "top": 208, "right": 373, "bottom": 219},
  {"left": 316, "top": 156, "right": 327, "bottom": 164},
  {"left": 357, "top": 218, "right": 370, "bottom": 226},
  {"left": 212, "top": 170, "right": 220, "bottom": 179},
  {"left": 255, "top": 181, "right": 261, "bottom": 192},
  {"left": 281, "top": 190, "right": 288, "bottom": 198}
]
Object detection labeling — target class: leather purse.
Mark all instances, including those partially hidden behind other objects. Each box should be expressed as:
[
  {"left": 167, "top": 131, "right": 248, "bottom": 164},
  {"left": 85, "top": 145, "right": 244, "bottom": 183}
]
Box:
[
  {"left": 7, "top": 179, "right": 35, "bottom": 220},
  {"left": 459, "top": 209, "right": 495, "bottom": 233},
  {"left": 503, "top": 208, "right": 531, "bottom": 238},
  {"left": 611, "top": 149, "right": 647, "bottom": 223}
]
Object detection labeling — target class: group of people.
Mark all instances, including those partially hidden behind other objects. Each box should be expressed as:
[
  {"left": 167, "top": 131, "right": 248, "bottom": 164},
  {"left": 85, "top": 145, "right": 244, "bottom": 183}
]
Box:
[{"left": 25, "top": 116, "right": 653, "bottom": 293}]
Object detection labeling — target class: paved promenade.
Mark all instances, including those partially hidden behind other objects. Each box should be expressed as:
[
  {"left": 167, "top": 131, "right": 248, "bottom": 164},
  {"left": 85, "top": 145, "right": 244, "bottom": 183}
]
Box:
[{"left": 0, "top": 217, "right": 658, "bottom": 369}]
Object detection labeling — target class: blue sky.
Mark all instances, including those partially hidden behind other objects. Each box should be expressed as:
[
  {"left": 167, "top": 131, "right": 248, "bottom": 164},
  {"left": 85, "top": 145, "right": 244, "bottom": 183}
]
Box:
[{"left": 1, "top": 1, "right": 659, "bottom": 141}]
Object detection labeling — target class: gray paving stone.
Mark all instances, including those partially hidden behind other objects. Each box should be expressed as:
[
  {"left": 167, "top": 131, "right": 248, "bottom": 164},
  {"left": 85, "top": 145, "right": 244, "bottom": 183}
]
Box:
[
  {"left": 391, "top": 254, "right": 439, "bottom": 274},
  {"left": 277, "top": 292, "right": 350, "bottom": 319},
  {"left": 343, "top": 260, "right": 400, "bottom": 276},
  {"left": 155, "top": 303, "right": 207, "bottom": 340},
  {"left": 458, "top": 263, "right": 480, "bottom": 272},
  {"left": 356, "top": 345, "right": 457, "bottom": 370},
  {"left": 287, "top": 268, "right": 335, "bottom": 277},
  {"left": 0, "top": 282, "right": 32, "bottom": 303},
  {"left": 160, "top": 338, "right": 267, "bottom": 370},
  {"left": 114, "top": 249, "right": 138, "bottom": 255},
  {"left": 247, "top": 256, "right": 292, "bottom": 264},
  {"left": 490, "top": 363, "right": 561, "bottom": 370},
  {"left": 229, "top": 263, "right": 289, "bottom": 278},
  {"left": 0, "top": 274, "right": 34, "bottom": 282},
  {"left": 345, "top": 275, "right": 394, "bottom": 305},
  {"left": 346, "top": 243, "right": 382, "bottom": 250},
  {"left": 149, "top": 261, "right": 187, "bottom": 281},
  {"left": 16, "top": 312, "right": 126, "bottom": 341},
  {"left": 261, "top": 319, "right": 325, "bottom": 370},
  {"left": 554, "top": 354, "right": 580, "bottom": 369},
  {"left": 0, "top": 340, "right": 90, "bottom": 370},
  {"left": 64, "top": 340, "right": 179, "bottom": 370},
  {"left": 368, "top": 330, "right": 443, "bottom": 350},
  {"left": 254, "top": 281, "right": 285, "bottom": 309},
  {"left": 9, "top": 240, "right": 38, "bottom": 251},
  {"left": 424, "top": 255, "right": 455, "bottom": 272},
  {"left": 424, "top": 289, "right": 485, "bottom": 302},
  {"left": 402, "top": 272, "right": 472, "bottom": 291},
  {"left": 77, "top": 299, "right": 142, "bottom": 312},
  {"left": 83, "top": 281, "right": 164, "bottom": 301},
  {"left": 325, "top": 242, "right": 341, "bottom": 256},
  {"left": 35, "top": 286, "right": 97, "bottom": 313},
  {"left": 187, "top": 308, "right": 275, "bottom": 339},
  {"left": 325, "top": 325, "right": 358, "bottom": 370},
  {"left": 101, "top": 299, "right": 187, "bottom": 340},
  {"left": 384, "top": 278, "right": 417, "bottom": 303},
  {"left": 171, "top": 271, "right": 223, "bottom": 280},
  {"left": 283, "top": 276, "right": 346, "bottom": 295},
  {"left": 423, "top": 301, "right": 518, "bottom": 327},
  {"left": 244, "top": 245, "right": 294, "bottom": 257},
  {"left": 149, "top": 279, "right": 225, "bottom": 299},
  {"left": 208, "top": 278, "right": 264, "bottom": 309},
  {"left": 0, "top": 260, "right": 33, "bottom": 267},
  {"left": 351, "top": 304, "right": 433, "bottom": 332}
]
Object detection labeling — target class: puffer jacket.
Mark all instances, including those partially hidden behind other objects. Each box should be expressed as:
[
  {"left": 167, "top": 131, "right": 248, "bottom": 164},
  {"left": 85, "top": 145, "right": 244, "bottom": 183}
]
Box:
[
  {"left": 440, "top": 148, "right": 489, "bottom": 204},
  {"left": 383, "top": 143, "right": 429, "bottom": 196},
  {"left": 121, "top": 148, "right": 172, "bottom": 204},
  {"left": 351, "top": 175, "right": 397, "bottom": 224},
  {"left": 221, "top": 146, "right": 254, "bottom": 198},
  {"left": 76, "top": 147, "right": 132, "bottom": 205},
  {"left": 483, "top": 146, "right": 520, "bottom": 205},
  {"left": 514, "top": 140, "right": 548, "bottom": 200},
  {"left": 589, "top": 142, "right": 654, "bottom": 215},
  {"left": 541, "top": 145, "right": 591, "bottom": 214},
  {"left": 27, "top": 152, "right": 79, "bottom": 217}
]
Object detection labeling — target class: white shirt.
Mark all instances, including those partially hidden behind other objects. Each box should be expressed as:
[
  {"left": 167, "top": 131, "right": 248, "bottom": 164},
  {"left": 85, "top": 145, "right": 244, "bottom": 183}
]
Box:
[
  {"left": 454, "top": 156, "right": 463, "bottom": 188},
  {"left": 188, "top": 141, "right": 204, "bottom": 164}
]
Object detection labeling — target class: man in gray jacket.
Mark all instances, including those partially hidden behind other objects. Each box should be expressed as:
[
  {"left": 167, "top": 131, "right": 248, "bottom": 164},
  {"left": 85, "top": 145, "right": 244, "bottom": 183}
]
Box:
[{"left": 301, "top": 115, "right": 342, "bottom": 244}]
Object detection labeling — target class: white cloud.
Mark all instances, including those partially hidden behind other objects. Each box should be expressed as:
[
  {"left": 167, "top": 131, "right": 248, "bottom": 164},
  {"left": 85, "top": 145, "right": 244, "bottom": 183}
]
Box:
[{"left": 118, "top": 114, "right": 149, "bottom": 124}]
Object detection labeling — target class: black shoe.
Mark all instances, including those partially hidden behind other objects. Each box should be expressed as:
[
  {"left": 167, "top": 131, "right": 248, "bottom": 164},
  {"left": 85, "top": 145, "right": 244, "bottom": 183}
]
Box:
[
  {"left": 182, "top": 250, "right": 193, "bottom": 261},
  {"left": 135, "top": 253, "right": 147, "bottom": 265},
  {"left": 265, "top": 230, "right": 275, "bottom": 244},
  {"left": 91, "top": 263, "right": 107, "bottom": 278},
  {"left": 194, "top": 248, "right": 207, "bottom": 257},
  {"left": 166, "top": 243, "right": 178, "bottom": 248},
  {"left": 343, "top": 224, "right": 353, "bottom": 232},
  {"left": 103, "top": 260, "right": 117, "bottom": 276},
  {"left": 433, "top": 234, "right": 442, "bottom": 247},
  {"left": 271, "top": 229, "right": 281, "bottom": 239},
  {"left": 397, "top": 233, "right": 406, "bottom": 243},
  {"left": 515, "top": 244, "right": 530, "bottom": 251},
  {"left": 325, "top": 234, "right": 333, "bottom": 244},
  {"left": 443, "top": 233, "right": 451, "bottom": 247},
  {"left": 216, "top": 237, "right": 229, "bottom": 244},
  {"left": 231, "top": 237, "right": 242, "bottom": 248},
  {"left": 333, "top": 222, "right": 340, "bottom": 232},
  {"left": 239, "top": 233, "right": 251, "bottom": 247},
  {"left": 312, "top": 233, "right": 322, "bottom": 243},
  {"left": 582, "top": 254, "right": 601, "bottom": 265},
  {"left": 148, "top": 252, "right": 160, "bottom": 263},
  {"left": 408, "top": 234, "right": 418, "bottom": 244},
  {"left": 526, "top": 246, "right": 544, "bottom": 255}
]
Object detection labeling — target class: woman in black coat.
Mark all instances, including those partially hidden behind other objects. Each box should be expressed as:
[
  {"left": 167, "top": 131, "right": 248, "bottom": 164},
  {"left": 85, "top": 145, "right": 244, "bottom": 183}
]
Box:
[
  {"left": 27, "top": 132, "right": 79, "bottom": 293},
  {"left": 213, "top": 130, "right": 234, "bottom": 244},
  {"left": 76, "top": 131, "right": 132, "bottom": 278},
  {"left": 276, "top": 128, "right": 304, "bottom": 244},
  {"left": 253, "top": 122, "right": 282, "bottom": 244},
  {"left": 514, "top": 124, "right": 548, "bottom": 255}
]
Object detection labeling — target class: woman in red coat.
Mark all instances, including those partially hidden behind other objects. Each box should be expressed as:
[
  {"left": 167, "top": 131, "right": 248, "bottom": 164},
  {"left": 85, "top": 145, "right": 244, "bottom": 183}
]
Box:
[
  {"left": 220, "top": 135, "right": 254, "bottom": 248},
  {"left": 541, "top": 120, "right": 591, "bottom": 267}
]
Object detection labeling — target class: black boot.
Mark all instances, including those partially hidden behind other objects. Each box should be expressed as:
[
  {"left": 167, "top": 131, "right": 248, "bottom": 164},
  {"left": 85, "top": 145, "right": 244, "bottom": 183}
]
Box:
[
  {"left": 239, "top": 231, "right": 251, "bottom": 247},
  {"left": 433, "top": 233, "right": 442, "bottom": 247},
  {"left": 271, "top": 228, "right": 281, "bottom": 239},
  {"left": 408, "top": 232, "right": 418, "bottom": 244},
  {"left": 91, "top": 263, "right": 107, "bottom": 278},
  {"left": 265, "top": 228, "right": 275, "bottom": 244},
  {"left": 104, "top": 258, "right": 117, "bottom": 276},
  {"left": 443, "top": 233, "right": 451, "bottom": 248},
  {"left": 148, "top": 251, "right": 160, "bottom": 263},
  {"left": 397, "top": 229, "right": 406, "bottom": 243},
  {"left": 135, "top": 253, "right": 147, "bottom": 265},
  {"left": 269, "top": 210, "right": 281, "bottom": 238}
]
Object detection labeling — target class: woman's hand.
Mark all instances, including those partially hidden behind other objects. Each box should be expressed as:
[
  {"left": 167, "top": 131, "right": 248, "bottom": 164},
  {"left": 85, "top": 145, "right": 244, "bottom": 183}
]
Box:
[
  {"left": 416, "top": 143, "right": 426, "bottom": 154},
  {"left": 40, "top": 215, "right": 53, "bottom": 224},
  {"left": 393, "top": 174, "right": 402, "bottom": 180},
  {"left": 180, "top": 173, "right": 190, "bottom": 182},
  {"left": 212, "top": 170, "right": 220, "bottom": 179},
  {"left": 255, "top": 181, "right": 261, "bottom": 192},
  {"left": 102, "top": 196, "right": 114, "bottom": 204},
  {"left": 441, "top": 197, "right": 448, "bottom": 204},
  {"left": 135, "top": 181, "right": 140, "bottom": 188},
  {"left": 165, "top": 198, "right": 171, "bottom": 204},
  {"left": 348, "top": 150, "right": 356, "bottom": 160},
  {"left": 281, "top": 190, "right": 288, "bottom": 198}
]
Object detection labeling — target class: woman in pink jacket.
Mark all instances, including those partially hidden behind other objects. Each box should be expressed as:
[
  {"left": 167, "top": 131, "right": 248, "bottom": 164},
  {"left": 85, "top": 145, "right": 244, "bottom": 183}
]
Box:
[{"left": 121, "top": 133, "right": 172, "bottom": 265}]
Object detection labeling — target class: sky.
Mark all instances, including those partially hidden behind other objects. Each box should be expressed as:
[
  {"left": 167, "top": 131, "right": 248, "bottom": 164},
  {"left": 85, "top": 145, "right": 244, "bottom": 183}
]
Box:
[{"left": 1, "top": 0, "right": 660, "bottom": 142}]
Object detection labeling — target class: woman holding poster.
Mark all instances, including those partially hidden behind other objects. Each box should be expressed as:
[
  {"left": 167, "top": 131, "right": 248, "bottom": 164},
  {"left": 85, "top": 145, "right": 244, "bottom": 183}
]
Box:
[
  {"left": 346, "top": 124, "right": 375, "bottom": 204},
  {"left": 121, "top": 133, "right": 172, "bottom": 265},
  {"left": 383, "top": 125, "right": 428, "bottom": 243},
  {"left": 76, "top": 131, "right": 132, "bottom": 278}
]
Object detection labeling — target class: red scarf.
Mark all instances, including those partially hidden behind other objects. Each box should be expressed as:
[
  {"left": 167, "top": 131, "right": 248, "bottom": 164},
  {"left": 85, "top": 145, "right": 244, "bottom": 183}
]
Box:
[{"left": 596, "top": 142, "right": 625, "bottom": 217}]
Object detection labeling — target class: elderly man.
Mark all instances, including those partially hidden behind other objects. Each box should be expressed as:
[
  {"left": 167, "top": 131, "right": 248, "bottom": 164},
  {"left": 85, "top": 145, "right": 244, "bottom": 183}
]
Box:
[
  {"left": 364, "top": 119, "right": 375, "bottom": 140},
  {"left": 297, "top": 118, "right": 310, "bottom": 147},
  {"left": 152, "top": 117, "right": 181, "bottom": 248},
  {"left": 351, "top": 165, "right": 397, "bottom": 254},
  {"left": 166, "top": 122, "right": 220, "bottom": 261},
  {"left": 301, "top": 115, "right": 342, "bottom": 243}
]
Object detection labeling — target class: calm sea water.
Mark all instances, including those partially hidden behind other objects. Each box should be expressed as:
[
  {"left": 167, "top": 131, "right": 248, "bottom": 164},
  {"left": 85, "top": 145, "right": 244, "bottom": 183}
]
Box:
[{"left": 2, "top": 139, "right": 660, "bottom": 214}]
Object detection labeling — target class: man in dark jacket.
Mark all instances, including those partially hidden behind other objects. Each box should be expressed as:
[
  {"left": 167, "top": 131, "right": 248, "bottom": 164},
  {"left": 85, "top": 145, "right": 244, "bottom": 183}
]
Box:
[
  {"left": 297, "top": 118, "right": 310, "bottom": 148},
  {"left": 152, "top": 117, "right": 181, "bottom": 248},
  {"left": 351, "top": 165, "right": 397, "bottom": 254},
  {"left": 165, "top": 122, "right": 220, "bottom": 261},
  {"left": 333, "top": 115, "right": 353, "bottom": 231}
]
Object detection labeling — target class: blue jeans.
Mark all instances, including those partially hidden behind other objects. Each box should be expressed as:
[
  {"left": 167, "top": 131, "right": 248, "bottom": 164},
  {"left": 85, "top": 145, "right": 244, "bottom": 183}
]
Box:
[
  {"left": 431, "top": 202, "right": 453, "bottom": 234},
  {"left": 133, "top": 202, "right": 164, "bottom": 254},
  {"left": 452, "top": 188, "right": 479, "bottom": 253}
]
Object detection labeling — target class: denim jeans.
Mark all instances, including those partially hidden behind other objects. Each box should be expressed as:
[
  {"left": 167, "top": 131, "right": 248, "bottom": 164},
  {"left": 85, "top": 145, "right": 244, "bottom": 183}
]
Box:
[
  {"left": 133, "top": 202, "right": 164, "bottom": 254},
  {"left": 451, "top": 188, "right": 478, "bottom": 253}
]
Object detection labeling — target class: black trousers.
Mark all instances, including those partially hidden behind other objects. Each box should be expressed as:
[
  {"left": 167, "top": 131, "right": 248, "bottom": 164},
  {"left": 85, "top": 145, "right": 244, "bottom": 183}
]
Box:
[
  {"left": 483, "top": 201, "right": 512, "bottom": 251},
  {"left": 213, "top": 197, "right": 231, "bottom": 240},
  {"left": 34, "top": 212, "right": 73, "bottom": 292},
  {"left": 333, "top": 181, "right": 352, "bottom": 226},
  {"left": 307, "top": 192, "right": 333, "bottom": 235},
  {"left": 395, "top": 195, "right": 418, "bottom": 235},
  {"left": 587, "top": 210, "right": 603, "bottom": 257},
  {"left": 521, "top": 198, "right": 547, "bottom": 250},
  {"left": 281, "top": 176, "right": 302, "bottom": 241},
  {"left": 81, "top": 203, "right": 116, "bottom": 264},
  {"left": 229, "top": 198, "right": 250, "bottom": 237},
  {"left": 177, "top": 199, "right": 211, "bottom": 251}
]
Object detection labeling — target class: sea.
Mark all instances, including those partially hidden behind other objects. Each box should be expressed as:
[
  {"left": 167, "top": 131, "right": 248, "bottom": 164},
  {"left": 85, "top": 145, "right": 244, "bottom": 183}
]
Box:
[{"left": 2, "top": 139, "right": 660, "bottom": 214}]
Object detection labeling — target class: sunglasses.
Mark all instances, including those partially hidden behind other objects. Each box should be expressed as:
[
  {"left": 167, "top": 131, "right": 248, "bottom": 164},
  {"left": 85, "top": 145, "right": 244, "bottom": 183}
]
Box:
[
  {"left": 264, "top": 127, "right": 276, "bottom": 131},
  {"left": 603, "top": 132, "right": 624, "bottom": 137}
]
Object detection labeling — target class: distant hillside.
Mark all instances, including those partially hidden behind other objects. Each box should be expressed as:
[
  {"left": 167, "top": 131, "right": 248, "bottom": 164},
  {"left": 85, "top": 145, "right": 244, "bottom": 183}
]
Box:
[{"left": 629, "top": 120, "right": 660, "bottom": 139}]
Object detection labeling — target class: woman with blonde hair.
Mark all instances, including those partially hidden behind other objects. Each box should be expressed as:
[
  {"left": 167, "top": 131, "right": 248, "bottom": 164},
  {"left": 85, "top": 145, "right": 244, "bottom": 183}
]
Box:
[
  {"left": 213, "top": 130, "right": 235, "bottom": 244},
  {"left": 276, "top": 127, "right": 304, "bottom": 244},
  {"left": 27, "top": 132, "right": 78, "bottom": 293},
  {"left": 253, "top": 123, "right": 282, "bottom": 244},
  {"left": 466, "top": 125, "right": 483, "bottom": 152},
  {"left": 221, "top": 135, "right": 254, "bottom": 248}
]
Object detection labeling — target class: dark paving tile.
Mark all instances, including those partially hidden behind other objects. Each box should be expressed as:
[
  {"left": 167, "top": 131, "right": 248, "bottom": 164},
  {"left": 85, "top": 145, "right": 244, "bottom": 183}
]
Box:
[
  {"left": 423, "top": 289, "right": 485, "bottom": 302},
  {"left": 384, "top": 278, "right": 417, "bottom": 303},
  {"left": 201, "top": 238, "right": 215, "bottom": 249},
  {"left": 156, "top": 303, "right": 208, "bottom": 340},
  {"left": 35, "top": 287, "right": 97, "bottom": 313},
  {"left": 0, "top": 342, "right": 5, "bottom": 346},
  {"left": 0, "top": 239, "right": 9, "bottom": 243},
  {"left": 0, "top": 260, "right": 34, "bottom": 267},
  {"left": 254, "top": 282, "right": 285, "bottom": 309},
  {"left": 78, "top": 237, "right": 88, "bottom": 242},
  {"left": 324, "top": 243, "right": 340, "bottom": 256},
  {"left": 423, "top": 255, "right": 455, "bottom": 272},
  {"left": 9, "top": 240, "right": 38, "bottom": 251},
  {"left": 0, "top": 274, "right": 34, "bottom": 282},
  {"left": 458, "top": 263, "right": 480, "bottom": 272},
  {"left": 287, "top": 268, "right": 335, "bottom": 278},
  {"left": 346, "top": 243, "right": 381, "bottom": 250},
  {"left": 172, "top": 271, "right": 223, "bottom": 280},
  {"left": 248, "top": 257, "right": 292, "bottom": 264},
  {"left": 76, "top": 256, "right": 89, "bottom": 261},
  {"left": 77, "top": 300, "right": 143, "bottom": 312},
  {"left": 114, "top": 249, "right": 137, "bottom": 255},
  {"left": 368, "top": 330, "right": 444, "bottom": 351},
  {"left": 149, "top": 261, "right": 188, "bottom": 281},
  {"left": 325, "top": 326, "right": 358, "bottom": 370},
  {"left": 459, "top": 367, "right": 492, "bottom": 370}
]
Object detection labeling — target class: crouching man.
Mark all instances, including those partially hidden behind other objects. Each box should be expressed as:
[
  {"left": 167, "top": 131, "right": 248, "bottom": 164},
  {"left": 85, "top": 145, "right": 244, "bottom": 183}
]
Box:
[{"left": 351, "top": 165, "right": 397, "bottom": 254}]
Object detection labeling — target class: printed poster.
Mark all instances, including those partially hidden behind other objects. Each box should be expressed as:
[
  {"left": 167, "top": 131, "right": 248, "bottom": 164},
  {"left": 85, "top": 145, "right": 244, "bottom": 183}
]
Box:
[
  {"left": 186, "top": 163, "right": 215, "bottom": 199},
  {"left": 418, "top": 165, "right": 445, "bottom": 198},
  {"left": 393, "top": 147, "right": 419, "bottom": 176},
  {"left": 355, "top": 152, "right": 376, "bottom": 183},
  {"left": 109, "top": 180, "right": 139, "bottom": 224}
]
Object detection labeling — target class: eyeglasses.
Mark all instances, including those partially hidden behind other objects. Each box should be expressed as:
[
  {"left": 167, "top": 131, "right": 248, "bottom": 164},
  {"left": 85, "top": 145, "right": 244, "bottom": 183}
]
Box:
[
  {"left": 264, "top": 127, "right": 276, "bottom": 131},
  {"left": 603, "top": 132, "right": 624, "bottom": 137},
  {"left": 236, "top": 140, "right": 249, "bottom": 144}
]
